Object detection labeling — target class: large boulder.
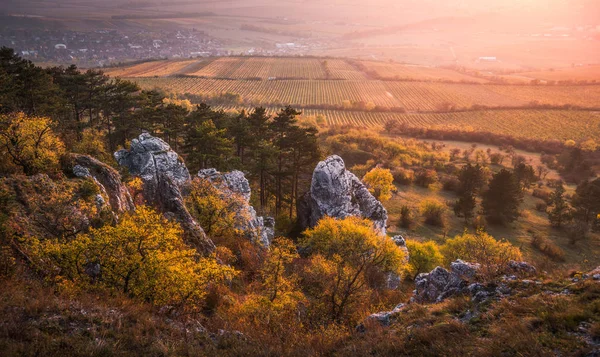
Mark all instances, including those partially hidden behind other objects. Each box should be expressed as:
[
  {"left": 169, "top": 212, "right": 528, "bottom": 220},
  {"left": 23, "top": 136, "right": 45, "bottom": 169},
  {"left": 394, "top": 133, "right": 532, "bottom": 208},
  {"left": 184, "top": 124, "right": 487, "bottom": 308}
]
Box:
[
  {"left": 198, "top": 168, "right": 274, "bottom": 247},
  {"left": 297, "top": 155, "right": 388, "bottom": 235},
  {"left": 412, "top": 260, "right": 480, "bottom": 303},
  {"left": 115, "top": 133, "right": 215, "bottom": 255},
  {"left": 71, "top": 154, "right": 135, "bottom": 214}
]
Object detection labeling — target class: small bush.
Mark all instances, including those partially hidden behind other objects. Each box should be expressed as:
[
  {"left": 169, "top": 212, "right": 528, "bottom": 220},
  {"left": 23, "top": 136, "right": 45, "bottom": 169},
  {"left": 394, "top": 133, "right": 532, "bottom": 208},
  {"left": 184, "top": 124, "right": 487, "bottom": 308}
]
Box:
[
  {"left": 414, "top": 169, "right": 438, "bottom": 188},
  {"left": 77, "top": 179, "right": 100, "bottom": 200},
  {"left": 405, "top": 240, "right": 443, "bottom": 280},
  {"left": 420, "top": 199, "right": 446, "bottom": 227},
  {"left": 530, "top": 233, "right": 565, "bottom": 262},
  {"left": 441, "top": 230, "right": 522, "bottom": 277},
  {"left": 441, "top": 175, "right": 460, "bottom": 192},
  {"left": 532, "top": 188, "right": 551, "bottom": 202},
  {"left": 392, "top": 168, "right": 414, "bottom": 185},
  {"left": 400, "top": 205, "right": 413, "bottom": 228},
  {"left": 535, "top": 202, "right": 547, "bottom": 212}
]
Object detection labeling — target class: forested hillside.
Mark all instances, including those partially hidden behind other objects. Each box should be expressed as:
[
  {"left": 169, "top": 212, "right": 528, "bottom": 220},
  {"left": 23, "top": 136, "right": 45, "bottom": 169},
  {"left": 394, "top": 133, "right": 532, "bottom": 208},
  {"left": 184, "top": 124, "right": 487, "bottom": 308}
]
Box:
[{"left": 1, "top": 48, "right": 600, "bottom": 356}]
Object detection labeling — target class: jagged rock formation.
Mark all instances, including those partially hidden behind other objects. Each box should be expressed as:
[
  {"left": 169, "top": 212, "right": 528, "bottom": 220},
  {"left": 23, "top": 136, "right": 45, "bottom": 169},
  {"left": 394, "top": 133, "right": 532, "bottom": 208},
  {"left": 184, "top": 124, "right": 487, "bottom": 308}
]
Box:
[
  {"left": 115, "top": 133, "right": 215, "bottom": 255},
  {"left": 297, "top": 155, "right": 388, "bottom": 235},
  {"left": 386, "top": 235, "right": 410, "bottom": 289},
  {"left": 71, "top": 154, "right": 135, "bottom": 214},
  {"left": 412, "top": 260, "right": 481, "bottom": 303},
  {"left": 198, "top": 168, "right": 274, "bottom": 247}
]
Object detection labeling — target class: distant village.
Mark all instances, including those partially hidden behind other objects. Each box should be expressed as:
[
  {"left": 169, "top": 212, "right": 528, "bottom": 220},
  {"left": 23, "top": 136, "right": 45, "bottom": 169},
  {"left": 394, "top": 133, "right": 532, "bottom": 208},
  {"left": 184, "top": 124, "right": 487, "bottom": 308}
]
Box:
[{"left": 0, "top": 28, "right": 228, "bottom": 66}]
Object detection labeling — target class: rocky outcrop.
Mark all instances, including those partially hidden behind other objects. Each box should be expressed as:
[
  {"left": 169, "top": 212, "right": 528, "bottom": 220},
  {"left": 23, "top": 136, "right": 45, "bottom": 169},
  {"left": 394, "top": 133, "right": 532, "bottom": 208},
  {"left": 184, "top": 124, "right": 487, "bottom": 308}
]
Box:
[
  {"left": 115, "top": 133, "right": 215, "bottom": 255},
  {"left": 386, "top": 235, "right": 410, "bottom": 289},
  {"left": 412, "top": 260, "right": 480, "bottom": 303},
  {"left": 198, "top": 168, "right": 274, "bottom": 247},
  {"left": 71, "top": 154, "right": 135, "bottom": 214},
  {"left": 297, "top": 155, "right": 388, "bottom": 235}
]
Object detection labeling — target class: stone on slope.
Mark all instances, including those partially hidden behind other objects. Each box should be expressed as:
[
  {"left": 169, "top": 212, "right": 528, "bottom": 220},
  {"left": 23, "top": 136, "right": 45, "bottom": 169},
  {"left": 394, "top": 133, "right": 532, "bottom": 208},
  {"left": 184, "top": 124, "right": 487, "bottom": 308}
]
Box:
[
  {"left": 297, "top": 155, "right": 388, "bottom": 235},
  {"left": 412, "top": 260, "right": 480, "bottom": 303},
  {"left": 115, "top": 133, "right": 215, "bottom": 255},
  {"left": 198, "top": 168, "right": 274, "bottom": 247}
]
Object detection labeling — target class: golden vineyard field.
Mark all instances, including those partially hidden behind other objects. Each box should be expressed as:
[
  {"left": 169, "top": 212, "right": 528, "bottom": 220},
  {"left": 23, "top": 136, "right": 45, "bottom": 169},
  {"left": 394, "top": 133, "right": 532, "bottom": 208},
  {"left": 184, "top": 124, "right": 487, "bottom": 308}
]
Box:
[
  {"left": 127, "top": 76, "right": 600, "bottom": 111},
  {"left": 211, "top": 108, "right": 600, "bottom": 142},
  {"left": 105, "top": 57, "right": 600, "bottom": 142}
]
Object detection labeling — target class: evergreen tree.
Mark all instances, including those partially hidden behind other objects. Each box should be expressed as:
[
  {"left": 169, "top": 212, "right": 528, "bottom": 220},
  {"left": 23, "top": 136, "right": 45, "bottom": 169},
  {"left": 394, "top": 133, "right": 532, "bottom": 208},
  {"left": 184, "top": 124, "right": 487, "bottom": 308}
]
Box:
[
  {"left": 453, "top": 163, "right": 485, "bottom": 223},
  {"left": 482, "top": 169, "right": 523, "bottom": 225},
  {"left": 547, "top": 183, "right": 571, "bottom": 228},
  {"left": 571, "top": 178, "right": 600, "bottom": 230}
]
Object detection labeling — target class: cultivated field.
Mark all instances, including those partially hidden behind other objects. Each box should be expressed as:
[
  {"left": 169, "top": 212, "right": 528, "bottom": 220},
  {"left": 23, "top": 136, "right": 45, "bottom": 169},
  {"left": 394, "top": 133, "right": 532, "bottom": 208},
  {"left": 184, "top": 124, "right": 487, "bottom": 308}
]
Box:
[
  {"left": 212, "top": 108, "right": 600, "bottom": 142},
  {"left": 127, "top": 75, "right": 600, "bottom": 111},
  {"left": 108, "top": 57, "right": 600, "bottom": 142}
]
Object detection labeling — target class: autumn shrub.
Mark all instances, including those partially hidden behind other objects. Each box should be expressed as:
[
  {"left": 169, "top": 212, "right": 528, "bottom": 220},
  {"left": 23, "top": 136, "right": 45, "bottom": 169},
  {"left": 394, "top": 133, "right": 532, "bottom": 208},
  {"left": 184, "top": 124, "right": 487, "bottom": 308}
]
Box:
[
  {"left": 441, "top": 175, "right": 460, "bottom": 192},
  {"left": 530, "top": 233, "right": 565, "bottom": 261},
  {"left": 300, "top": 216, "right": 406, "bottom": 323},
  {"left": 414, "top": 169, "right": 438, "bottom": 188},
  {"left": 28, "top": 206, "right": 237, "bottom": 312},
  {"left": 186, "top": 178, "right": 249, "bottom": 241},
  {"left": 363, "top": 167, "right": 395, "bottom": 201},
  {"left": 420, "top": 199, "right": 446, "bottom": 227},
  {"left": 405, "top": 240, "right": 443, "bottom": 280},
  {"left": 392, "top": 168, "right": 414, "bottom": 185},
  {"left": 441, "top": 230, "right": 522, "bottom": 277},
  {"left": 0, "top": 112, "right": 65, "bottom": 175},
  {"left": 399, "top": 205, "right": 413, "bottom": 228}
]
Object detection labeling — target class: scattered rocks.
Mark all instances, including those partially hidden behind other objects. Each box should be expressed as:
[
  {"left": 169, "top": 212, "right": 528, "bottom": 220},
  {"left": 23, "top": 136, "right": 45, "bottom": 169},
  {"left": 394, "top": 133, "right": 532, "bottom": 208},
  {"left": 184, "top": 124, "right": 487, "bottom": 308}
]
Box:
[
  {"left": 412, "top": 260, "right": 480, "bottom": 303},
  {"left": 198, "top": 169, "right": 274, "bottom": 247},
  {"left": 357, "top": 303, "right": 406, "bottom": 332},
  {"left": 115, "top": 133, "right": 215, "bottom": 255},
  {"left": 297, "top": 155, "right": 388, "bottom": 235},
  {"left": 506, "top": 260, "right": 537, "bottom": 277}
]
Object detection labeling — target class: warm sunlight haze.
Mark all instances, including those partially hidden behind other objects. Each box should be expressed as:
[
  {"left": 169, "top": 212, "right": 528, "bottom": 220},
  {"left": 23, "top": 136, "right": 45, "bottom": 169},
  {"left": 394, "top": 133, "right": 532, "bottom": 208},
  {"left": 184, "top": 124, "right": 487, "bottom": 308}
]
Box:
[{"left": 0, "top": 0, "right": 599, "bottom": 356}]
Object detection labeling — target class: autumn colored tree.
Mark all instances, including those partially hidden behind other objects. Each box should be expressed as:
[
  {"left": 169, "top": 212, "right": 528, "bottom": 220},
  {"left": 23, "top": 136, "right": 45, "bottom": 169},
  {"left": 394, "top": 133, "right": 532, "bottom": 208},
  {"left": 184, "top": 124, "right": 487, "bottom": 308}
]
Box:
[
  {"left": 363, "top": 167, "right": 395, "bottom": 202},
  {"left": 185, "top": 178, "right": 248, "bottom": 240},
  {"left": 405, "top": 240, "right": 443, "bottom": 280},
  {"left": 33, "top": 206, "right": 236, "bottom": 312},
  {"left": 0, "top": 113, "right": 65, "bottom": 175},
  {"left": 301, "top": 216, "right": 405, "bottom": 322},
  {"left": 260, "top": 237, "right": 299, "bottom": 302}
]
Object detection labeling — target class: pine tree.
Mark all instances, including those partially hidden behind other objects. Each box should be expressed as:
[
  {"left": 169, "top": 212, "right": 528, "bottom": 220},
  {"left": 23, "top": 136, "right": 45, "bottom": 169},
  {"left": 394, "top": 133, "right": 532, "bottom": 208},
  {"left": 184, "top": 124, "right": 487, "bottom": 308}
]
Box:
[
  {"left": 454, "top": 164, "right": 485, "bottom": 223},
  {"left": 482, "top": 169, "right": 523, "bottom": 225},
  {"left": 547, "top": 183, "right": 571, "bottom": 228}
]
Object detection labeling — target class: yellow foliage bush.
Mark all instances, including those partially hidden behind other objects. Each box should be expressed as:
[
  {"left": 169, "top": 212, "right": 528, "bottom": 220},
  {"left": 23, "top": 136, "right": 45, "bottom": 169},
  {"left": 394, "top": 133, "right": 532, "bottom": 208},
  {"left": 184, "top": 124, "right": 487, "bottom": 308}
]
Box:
[
  {"left": 441, "top": 230, "right": 522, "bottom": 277},
  {"left": 405, "top": 240, "right": 443, "bottom": 280},
  {"left": 30, "top": 206, "right": 237, "bottom": 312},
  {"left": 363, "top": 167, "right": 395, "bottom": 202},
  {"left": 301, "top": 216, "right": 406, "bottom": 322},
  {"left": 0, "top": 112, "right": 65, "bottom": 175}
]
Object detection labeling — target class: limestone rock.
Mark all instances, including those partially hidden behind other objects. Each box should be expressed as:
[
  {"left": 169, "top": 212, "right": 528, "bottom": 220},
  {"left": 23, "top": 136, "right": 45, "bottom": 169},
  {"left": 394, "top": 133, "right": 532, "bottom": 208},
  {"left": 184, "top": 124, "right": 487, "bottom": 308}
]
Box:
[
  {"left": 297, "top": 155, "right": 388, "bottom": 235},
  {"left": 115, "top": 133, "right": 215, "bottom": 255},
  {"left": 506, "top": 260, "right": 537, "bottom": 277},
  {"left": 198, "top": 169, "right": 274, "bottom": 247},
  {"left": 357, "top": 303, "right": 406, "bottom": 332},
  {"left": 386, "top": 235, "right": 410, "bottom": 289},
  {"left": 71, "top": 154, "right": 134, "bottom": 214},
  {"left": 412, "top": 259, "right": 480, "bottom": 303}
]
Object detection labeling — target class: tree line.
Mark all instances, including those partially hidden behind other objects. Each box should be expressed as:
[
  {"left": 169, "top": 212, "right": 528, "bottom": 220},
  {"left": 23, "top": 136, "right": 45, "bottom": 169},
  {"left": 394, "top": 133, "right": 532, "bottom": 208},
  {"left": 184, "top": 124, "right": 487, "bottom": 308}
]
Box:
[{"left": 0, "top": 47, "right": 320, "bottom": 219}]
